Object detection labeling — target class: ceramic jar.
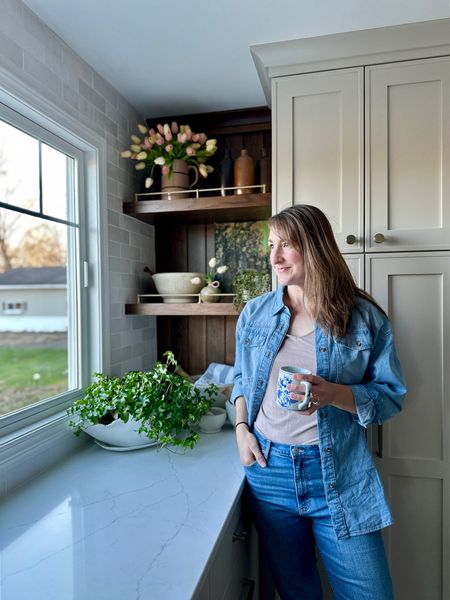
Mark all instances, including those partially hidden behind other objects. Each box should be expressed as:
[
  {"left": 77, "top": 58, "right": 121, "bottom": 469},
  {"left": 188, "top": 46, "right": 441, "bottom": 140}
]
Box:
[
  {"left": 219, "top": 149, "right": 234, "bottom": 195},
  {"left": 161, "top": 158, "right": 199, "bottom": 199},
  {"left": 200, "top": 280, "right": 221, "bottom": 303},
  {"left": 234, "top": 149, "right": 255, "bottom": 194}
]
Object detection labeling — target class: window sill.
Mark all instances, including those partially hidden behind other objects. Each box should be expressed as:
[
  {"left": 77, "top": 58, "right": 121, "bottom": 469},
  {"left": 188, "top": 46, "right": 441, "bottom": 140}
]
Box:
[{"left": 0, "top": 409, "right": 88, "bottom": 498}]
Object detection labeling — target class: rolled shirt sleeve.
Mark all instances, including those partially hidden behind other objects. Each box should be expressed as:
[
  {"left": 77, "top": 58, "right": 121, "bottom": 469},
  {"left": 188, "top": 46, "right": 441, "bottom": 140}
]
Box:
[{"left": 350, "top": 327, "right": 407, "bottom": 427}]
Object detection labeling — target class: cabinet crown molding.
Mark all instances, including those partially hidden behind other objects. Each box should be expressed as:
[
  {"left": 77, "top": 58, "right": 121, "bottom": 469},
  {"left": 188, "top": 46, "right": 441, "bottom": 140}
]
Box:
[{"left": 251, "top": 18, "right": 450, "bottom": 105}]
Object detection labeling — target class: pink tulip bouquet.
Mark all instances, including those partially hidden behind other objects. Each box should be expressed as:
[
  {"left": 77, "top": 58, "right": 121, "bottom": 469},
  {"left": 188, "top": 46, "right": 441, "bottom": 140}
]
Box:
[{"left": 121, "top": 121, "right": 217, "bottom": 189}]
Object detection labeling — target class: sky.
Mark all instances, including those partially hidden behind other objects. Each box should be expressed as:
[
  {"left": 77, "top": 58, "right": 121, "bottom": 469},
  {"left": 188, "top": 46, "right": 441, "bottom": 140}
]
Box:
[{"left": 0, "top": 118, "right": 72, "bottom": 247}]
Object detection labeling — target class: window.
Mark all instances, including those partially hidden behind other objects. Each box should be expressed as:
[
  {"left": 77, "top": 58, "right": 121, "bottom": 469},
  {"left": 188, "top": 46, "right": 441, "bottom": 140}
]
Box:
[
  {"left": 2, "top": 301, "right": 27, "bottom": 315},
  {"left": 0, "top": 99, "right": 101, "bottom": 429}
]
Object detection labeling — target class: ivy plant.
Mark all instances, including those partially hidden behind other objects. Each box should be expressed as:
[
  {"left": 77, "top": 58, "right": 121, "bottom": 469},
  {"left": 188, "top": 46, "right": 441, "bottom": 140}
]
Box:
[{"left": 67, "top": 351, "right": 216, "bottom": 450}]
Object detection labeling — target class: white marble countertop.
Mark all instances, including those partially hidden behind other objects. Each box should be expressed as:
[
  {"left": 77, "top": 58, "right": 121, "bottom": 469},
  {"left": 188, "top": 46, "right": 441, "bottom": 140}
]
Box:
[{"left": 0, "top": 427, "right": 244, "bottom": 600}]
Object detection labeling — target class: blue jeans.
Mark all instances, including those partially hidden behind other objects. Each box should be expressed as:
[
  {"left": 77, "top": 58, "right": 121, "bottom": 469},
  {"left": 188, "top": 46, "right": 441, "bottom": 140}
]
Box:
[{"left": 244, "top": 429, "right": 394, "bottom": 600}]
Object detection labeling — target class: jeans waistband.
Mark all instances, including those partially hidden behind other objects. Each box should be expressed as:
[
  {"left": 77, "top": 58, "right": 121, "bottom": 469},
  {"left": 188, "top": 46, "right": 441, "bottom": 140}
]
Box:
[{"left": 254, "top": 426, "right": 320, "bottom": 458}]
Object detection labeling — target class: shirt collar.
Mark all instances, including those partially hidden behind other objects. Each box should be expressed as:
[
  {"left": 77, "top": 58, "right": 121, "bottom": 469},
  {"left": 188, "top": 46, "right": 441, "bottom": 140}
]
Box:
[{"left": 272, "top": 285, "right": 286, "bottom": 315}]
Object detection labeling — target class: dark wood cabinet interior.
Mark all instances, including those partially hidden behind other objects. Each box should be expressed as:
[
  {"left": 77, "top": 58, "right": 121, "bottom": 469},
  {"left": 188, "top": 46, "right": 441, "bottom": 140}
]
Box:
[{"left": 125, "top": 107, "right": 272, "bottom": 374}]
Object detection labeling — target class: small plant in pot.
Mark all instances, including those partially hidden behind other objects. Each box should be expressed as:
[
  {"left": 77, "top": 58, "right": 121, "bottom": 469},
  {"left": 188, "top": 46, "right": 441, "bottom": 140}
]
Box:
[
  {"left": 67, "top": 352, "right": 217, "bottom": 450},
  {"left": 233, "top": 270, "right": 271, "bottom": 311}
]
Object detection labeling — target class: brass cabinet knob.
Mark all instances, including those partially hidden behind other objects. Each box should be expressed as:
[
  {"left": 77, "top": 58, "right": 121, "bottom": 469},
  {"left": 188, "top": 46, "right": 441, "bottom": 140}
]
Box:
[
  {"left": 346, "top": 234, "right": 357, "bottom": 245},
  {"left": 373, "top": 233, "right": 385, "bottom": 244}
]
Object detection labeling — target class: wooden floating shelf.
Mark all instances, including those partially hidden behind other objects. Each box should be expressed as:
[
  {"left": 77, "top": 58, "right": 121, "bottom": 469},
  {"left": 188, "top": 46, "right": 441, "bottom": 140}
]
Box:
[
  {"left": 125, "top": 303, "right": 239, "bottom": 316},
  {"left": 123, "top": 192, "right": 271, "bottom": 224}
]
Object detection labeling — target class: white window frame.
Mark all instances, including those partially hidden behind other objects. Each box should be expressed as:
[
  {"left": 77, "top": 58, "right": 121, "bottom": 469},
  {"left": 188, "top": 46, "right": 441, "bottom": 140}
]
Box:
[{"left": 0, "top": 68, "right": 109, "bottom": 484}]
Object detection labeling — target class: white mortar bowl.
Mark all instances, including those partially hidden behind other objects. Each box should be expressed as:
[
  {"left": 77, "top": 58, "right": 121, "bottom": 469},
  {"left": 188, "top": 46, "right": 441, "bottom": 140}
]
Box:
[
  {"left": 199, "top": 407, "right": 227, "bottom": 433},
  {"left": 152, "top": 272, "right": 205, "bottom": 303}
]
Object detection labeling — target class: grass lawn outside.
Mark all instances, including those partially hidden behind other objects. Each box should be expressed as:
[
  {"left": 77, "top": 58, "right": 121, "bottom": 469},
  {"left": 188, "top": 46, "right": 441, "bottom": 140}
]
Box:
[{"left": 0, "top": 347, "right": 68, "bottom": 416}]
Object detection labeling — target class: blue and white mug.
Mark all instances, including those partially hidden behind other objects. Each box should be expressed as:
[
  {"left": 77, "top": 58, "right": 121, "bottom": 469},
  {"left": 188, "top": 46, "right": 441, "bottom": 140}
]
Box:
[{"left": 276, "top": 366, "right": 312, "bottom": 411}]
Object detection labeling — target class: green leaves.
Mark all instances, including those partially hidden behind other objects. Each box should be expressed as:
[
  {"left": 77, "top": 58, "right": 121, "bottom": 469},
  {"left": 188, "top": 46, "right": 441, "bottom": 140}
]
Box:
[
  {"left": 67, "top": 352, "right": 216, "bottom": 449},
  {"left": 233, "top": 270, "right": 271, "bottom": 311}
]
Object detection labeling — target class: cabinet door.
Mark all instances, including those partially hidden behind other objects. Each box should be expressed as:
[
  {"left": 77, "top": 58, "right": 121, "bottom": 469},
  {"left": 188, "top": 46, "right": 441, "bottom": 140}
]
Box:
[
  {"left": 366, "top": 57, "right": 450, "bottom": 252},
  {"left": 273, "top": 68, "right": 363, "bottom": 253},
  {"left": 366, "top": 252, "right": 450, "bottom": 600},
  {"left": 194, "top": 498, "right": 252, "bottom": 600},
  {"left": 343, "top": 254, "right": 364, "bottom": 287}
]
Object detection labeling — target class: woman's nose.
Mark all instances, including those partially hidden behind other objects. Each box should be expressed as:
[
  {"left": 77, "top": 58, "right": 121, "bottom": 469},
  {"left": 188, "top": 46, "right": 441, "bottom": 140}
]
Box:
[{"left": 270, "top": 248, "right": 282, "bottom": 263}]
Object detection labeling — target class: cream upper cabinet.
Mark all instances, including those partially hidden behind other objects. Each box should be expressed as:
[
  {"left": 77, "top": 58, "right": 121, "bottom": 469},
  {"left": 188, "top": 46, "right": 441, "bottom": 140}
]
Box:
[
  {"left": 366, "top": 57, "right": 450, "bottom": 252},
  {"left": 273, "top": 56, "right": 450, "bottom": 253},
  {"left": 273, "top": 68, "right": 364, "bottom": 253}
]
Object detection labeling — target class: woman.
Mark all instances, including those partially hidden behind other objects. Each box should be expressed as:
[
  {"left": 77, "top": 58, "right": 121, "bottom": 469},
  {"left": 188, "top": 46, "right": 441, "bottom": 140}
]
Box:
[{"left": 232, "top": 205, "right": 406, "bottom": 600}]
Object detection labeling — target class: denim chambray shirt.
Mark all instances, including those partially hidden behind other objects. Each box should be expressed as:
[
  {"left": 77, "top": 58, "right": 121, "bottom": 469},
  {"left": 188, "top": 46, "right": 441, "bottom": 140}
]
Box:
[{"left": 232, "top": 286, "right": 407, "bottom": 539}]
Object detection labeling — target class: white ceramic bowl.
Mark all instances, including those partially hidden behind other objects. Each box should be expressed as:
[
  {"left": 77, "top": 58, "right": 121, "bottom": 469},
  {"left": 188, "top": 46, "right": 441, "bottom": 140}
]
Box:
[
  {"left": 225, "top": 400, "right": 236, "bottom": 426},
  {"left": 152, "top": 272, "right": 204, "bottom": 303},
  {"left": 83, "top": 417, "right": 153, "bottom": 447},
  {"left": 199, "top": 407, "right": 227, "bottom": 433}
]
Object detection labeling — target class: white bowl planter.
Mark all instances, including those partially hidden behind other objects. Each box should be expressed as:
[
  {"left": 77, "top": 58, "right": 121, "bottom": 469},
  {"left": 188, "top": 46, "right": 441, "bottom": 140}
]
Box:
[
  {"left": 152, "top": 272, "right": 204, "bottom": 303},
  {"left": 83, "top": 417, "right": 155, "bottom": 447}
]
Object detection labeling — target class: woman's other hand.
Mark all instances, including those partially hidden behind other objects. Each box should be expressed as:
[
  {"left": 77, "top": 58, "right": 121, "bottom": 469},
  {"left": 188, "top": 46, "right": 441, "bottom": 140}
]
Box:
[{"left": 236, "top": 423, "right": 267, "bottom": 467}]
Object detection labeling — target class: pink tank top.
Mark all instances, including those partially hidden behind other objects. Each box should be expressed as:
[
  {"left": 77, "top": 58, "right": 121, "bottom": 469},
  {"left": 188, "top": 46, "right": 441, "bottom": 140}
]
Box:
[{"left": 254, "top": 330, "right": 319, "bottom": 445}]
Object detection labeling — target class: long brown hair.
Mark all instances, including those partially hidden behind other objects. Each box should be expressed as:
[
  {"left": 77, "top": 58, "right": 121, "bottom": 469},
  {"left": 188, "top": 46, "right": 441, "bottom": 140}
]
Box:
[{"left": 269, "top": 204, "right": 379, "bottom": 338}]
